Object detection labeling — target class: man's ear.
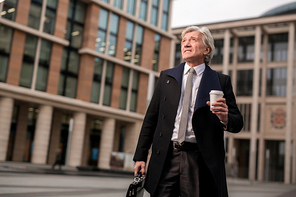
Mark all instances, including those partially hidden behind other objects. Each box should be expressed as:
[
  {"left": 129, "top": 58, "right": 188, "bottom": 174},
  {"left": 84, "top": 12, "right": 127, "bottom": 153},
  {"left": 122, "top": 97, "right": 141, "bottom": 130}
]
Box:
[{"left": 204, "top": 47, "right": 211, "bottom": 56}]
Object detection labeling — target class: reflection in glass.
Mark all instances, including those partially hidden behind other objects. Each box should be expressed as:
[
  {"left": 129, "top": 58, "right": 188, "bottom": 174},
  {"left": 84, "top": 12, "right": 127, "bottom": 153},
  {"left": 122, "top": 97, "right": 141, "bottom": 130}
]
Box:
[
  {"left": 1, "top": 0, "right": 17, "bottom": 21},
  {"left": 127, "top": 0, "right": 135, "bottom": 15},
  {"left": 236, "top": 70, "right": 253, "bottom": 96},
  {"left": 28, "top": 0, "right": 42, "bottom": 30},
  {"left": 266, "top": 68, "right": 287, "bottom": 96},
  {"left": 91, "top": 58, "right": 104, "bottom": 103}
]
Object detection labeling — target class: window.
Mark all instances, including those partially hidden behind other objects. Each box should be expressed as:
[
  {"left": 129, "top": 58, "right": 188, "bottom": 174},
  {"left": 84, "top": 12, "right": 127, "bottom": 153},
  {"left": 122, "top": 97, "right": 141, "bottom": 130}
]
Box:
[
  {"left": 127, "top": 0, "right": 136, "bottom": 15},
  {"left": 212, "top": 39, "right": 224, "bottom": 64},
  {"left": 266, "top": 68, "right": 287, "bottom": 96},
  {"left": 103, "top": 62, "right": 114, "bottom": 106},
  {"left": 36, "top": 40, "right": 52, "bottom": 91},
  {"left": 134, "top": 25, "right": 143, "bottom": 65},
  {"left": 238, "top": 36, "right": 255, "bottom": 63},
  {"left": 238, "top": 103, "right": 251, "bottom": 132},
  {"left": 114, "top": 0, "right": 122, "bottom": 9},
  {"left": 139, "top": 0, "right": 147, "bottom": 21},
  {"left": 28, "top": 0, "right": 42, "bottom": 30},
  {"left": 59, "top": 0, "right": 86, "bottom": 98},
  {"left": 91, "top": 58, "right": 104, "bottom": 103},
  {"left": 101, "top": 0, "right": 109, "bottom": 2},
  {"left": 161, "top": 0, "right": 170, "bottom": 31},
  {"left": 153, "top": 34, "right": 161, "bottom": 71},
  {"left": 0, "top": 25, "right": 13, "bottom": 82},
  {"left": 119, "top": 67, "right": 130, "bottom": 110},
  {"left": 268, "top": 33, "right": 288, "bottom": 62},
  {"left": 174, "top": 43, "right": 181, "bottom": 67},
  {"left": 151, "top": 0, "right": 159, "bottom": 26},
  {"left": 236, "top": 70, "right": 253, "bottom": 96},
  {"left": 96, "top": 8, "right": 108, "bottom": 54},
  {"left": 43, "top": 0, "right": 58, "bottom": 35},
  {"left": 1, "top": 0, "right": 17, "bottom": 21},
  {"left": 130, "top": 71, "right": 139, "bottom": 112},
  {"left": 123, "top": 21, "right": 134, "bottom": 62},
  {"left": 108, "top": 13, "right": 119, "bottom": 57},
  {"left": 19, "top": 35, "right": 38, "bottom": 88}
]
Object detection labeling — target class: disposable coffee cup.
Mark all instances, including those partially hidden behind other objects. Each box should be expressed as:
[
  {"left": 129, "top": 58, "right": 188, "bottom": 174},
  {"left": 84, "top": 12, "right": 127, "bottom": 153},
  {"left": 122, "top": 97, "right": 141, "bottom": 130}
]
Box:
[{"left": 209, "top": 90, "right": 224, "bottom": 111}]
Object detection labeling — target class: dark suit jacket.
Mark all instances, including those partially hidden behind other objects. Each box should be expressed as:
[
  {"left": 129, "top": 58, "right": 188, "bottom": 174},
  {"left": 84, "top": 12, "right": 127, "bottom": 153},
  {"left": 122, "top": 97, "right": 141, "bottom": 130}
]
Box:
[{"left": 133, "top": 62, "right": 243, "bottom": 197}]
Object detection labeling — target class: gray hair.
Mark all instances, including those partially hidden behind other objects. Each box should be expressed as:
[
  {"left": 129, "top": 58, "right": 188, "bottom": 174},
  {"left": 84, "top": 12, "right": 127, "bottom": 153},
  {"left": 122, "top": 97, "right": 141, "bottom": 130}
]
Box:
[{"left": 181, "top": 26, "right": 215, "bottom": 65}]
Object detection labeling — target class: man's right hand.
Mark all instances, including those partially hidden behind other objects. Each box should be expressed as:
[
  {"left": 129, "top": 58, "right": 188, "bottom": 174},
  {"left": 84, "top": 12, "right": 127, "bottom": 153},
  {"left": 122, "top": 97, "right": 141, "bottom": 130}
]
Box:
[{"left": 134, "top": 161, "right": 146, "bottom": 177}]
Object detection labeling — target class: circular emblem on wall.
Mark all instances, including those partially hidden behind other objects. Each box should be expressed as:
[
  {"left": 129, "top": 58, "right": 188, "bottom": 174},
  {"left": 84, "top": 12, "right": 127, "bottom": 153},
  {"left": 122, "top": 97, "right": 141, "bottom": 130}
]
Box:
[{"left": 271, "top": 108, "right": 286, "bottom": 129}]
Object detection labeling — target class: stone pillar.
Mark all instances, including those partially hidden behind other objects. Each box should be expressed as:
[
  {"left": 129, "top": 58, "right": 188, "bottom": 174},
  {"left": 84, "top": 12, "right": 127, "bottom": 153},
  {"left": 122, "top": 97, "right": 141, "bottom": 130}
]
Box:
[
  {"left": 12, "top": 103, "right": 29, "bottom": 161},
  {"left": 248, "top": 26, "right": 261, "bottom": 181},
  {"left": 47, "top": 110, "right": 62, "bottom": 164},
  {"left": 222, "top": 29, "right": 230, "bottom": 75},
  {"left": 0, "top": 97, "right": 14, "bottom": 161},
  {"left": 68, "top": 112, "right": 86, "bottom": 167},
  {"left": 31, "top": 105, "right": 53, "bottom": 164},
  {"left": 258, "top": 33, "right": 268, "bottom": 181},
  {"left": 81, "top": 117, "right": 91, "bottom": 167},
  {"left": 98, "top": 118, "right": 115, "bottom": 169},
  {"left": 284, "top": 22, "right": 295, "bottom": 184}
]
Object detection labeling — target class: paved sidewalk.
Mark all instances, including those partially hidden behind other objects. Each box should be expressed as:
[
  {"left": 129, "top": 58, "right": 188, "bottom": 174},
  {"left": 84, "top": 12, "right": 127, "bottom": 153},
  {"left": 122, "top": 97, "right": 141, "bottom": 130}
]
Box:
[{"left": 1, "top": 161, "right": 296, "bottom": 197}]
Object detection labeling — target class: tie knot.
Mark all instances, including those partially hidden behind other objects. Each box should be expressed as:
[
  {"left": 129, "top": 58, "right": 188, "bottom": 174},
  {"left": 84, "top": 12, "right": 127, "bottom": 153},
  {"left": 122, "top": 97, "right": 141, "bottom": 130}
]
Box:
[{"left": 189, "top": 68, "right": 195, "bottom": 74}]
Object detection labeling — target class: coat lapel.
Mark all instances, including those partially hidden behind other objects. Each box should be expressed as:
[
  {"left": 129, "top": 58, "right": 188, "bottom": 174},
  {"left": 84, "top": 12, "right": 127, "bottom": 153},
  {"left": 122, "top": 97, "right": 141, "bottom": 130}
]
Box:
[
  {"left": 166, "top": 62, "right": 185, "bottom": 88},
  {"left": 194, "top": 66, "right": 222, "bottom": 111}
]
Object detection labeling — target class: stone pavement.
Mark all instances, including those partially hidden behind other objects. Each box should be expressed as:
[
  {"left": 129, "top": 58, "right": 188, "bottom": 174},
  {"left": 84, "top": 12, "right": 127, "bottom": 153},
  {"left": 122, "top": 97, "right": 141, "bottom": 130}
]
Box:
[{"left": 0, "top": 161, "right": 296, "bottom": 197}]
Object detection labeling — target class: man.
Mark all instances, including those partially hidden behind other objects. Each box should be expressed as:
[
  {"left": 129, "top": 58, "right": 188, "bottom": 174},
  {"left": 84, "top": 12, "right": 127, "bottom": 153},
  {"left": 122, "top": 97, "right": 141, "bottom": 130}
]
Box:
[{"left": 133, "top": 26, "right": 243, "bottom": 197}]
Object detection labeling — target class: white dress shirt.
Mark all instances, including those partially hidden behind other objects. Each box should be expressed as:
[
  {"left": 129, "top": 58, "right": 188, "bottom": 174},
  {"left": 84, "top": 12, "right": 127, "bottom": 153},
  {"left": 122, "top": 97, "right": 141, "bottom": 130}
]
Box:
[{"left": 171, "top": 63, "right": 205, "bottom": 143}]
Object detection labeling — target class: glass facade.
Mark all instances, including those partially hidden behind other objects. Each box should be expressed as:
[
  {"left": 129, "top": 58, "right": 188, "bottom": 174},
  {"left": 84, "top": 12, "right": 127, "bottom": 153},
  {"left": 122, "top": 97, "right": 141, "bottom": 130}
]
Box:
[
  {"left": 43, "top": 0, "right": 58, "bottom": 35},
  {"left": 113, "top": 0, "right": 122, "bottom": 9},
  {"left": 123, "top": 21, "right": 134, "bottom": 62},
  {"left": 59, "top": 0, "right": 86, "bottom": 98},
  {"left": 127, "top": 0, "right": 135, "bottom": 16},
  {"left": 139, "top": 0, "right": 147, "bottom": 21},
  {"left": 238, "top": 36, "right": 255, "bottom": 63},
  {"left": 28, "top": 0, "right": 42, "bottom": 30},
  {"left": 153, "top": 34, "right": 161, "bottom": 71},
  {"left": 236, "top": 70, "right": 253, "bottom": 96},
  {"left": 1, "top": 0, "right": 17, "bottom": 21},
  {"left": 161, "top": 0, "right": 170, "bottom": 31},
  {"left": 103, "top": 62, "right": 114, "bottom": 106},
  {"left": 119, "top": 67, "right": 130, "bottom": 110},
  {"left": 266, "top": 68, "right": 287, "bottom": 96},
  {"left": 130, "top": 71, "right": 139, "bottom": 112},
  {"left": 19, "top": 34, "right": 38, "bottom": 88},
  {"left": 91, "top": 58, "right": 103, "bottom": 103},
  {"left": 36, "top": 39, "right": 52, "bottom": 91},
  {"left": 268, "top": 33, "right": 288, "bottom": 62},
  {"left": 96, "top": 8, "right": 108, "bottom": 53},
  {"left": 151, "top": 0, "right": 159, "bottom": 26},
  {"left": 134, "top": 25, "right": 143, "bottom": 65},
  {"left": 0, "top": 25, "right": 13, "bottom": 82},
  {"left": 108, "top": 13, "right": 119, "bottom": 57}
]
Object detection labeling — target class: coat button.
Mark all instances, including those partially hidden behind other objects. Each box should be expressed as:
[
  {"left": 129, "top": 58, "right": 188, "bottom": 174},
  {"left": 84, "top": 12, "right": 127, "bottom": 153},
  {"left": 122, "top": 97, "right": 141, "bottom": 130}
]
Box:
[
  {"left": 163, "top": 96, "right": 166, "bottom": 101},
  {"left": 162, "top": 115, "right": 165, "bottom": 119},
  {"left": 159, "top": 133, "right": 162, "bottom": 137},
  {"left": 167, "top": 80, "right": 170, "bottom": 84},
  {"left": 157, "top": 150, "right": 160, "bottom": 154}
]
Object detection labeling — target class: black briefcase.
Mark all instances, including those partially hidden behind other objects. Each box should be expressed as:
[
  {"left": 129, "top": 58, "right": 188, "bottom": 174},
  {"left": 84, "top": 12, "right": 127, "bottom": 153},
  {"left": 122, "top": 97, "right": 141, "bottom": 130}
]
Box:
[{"left": 126, "top": 171, "right": 145, "bottom": 197}]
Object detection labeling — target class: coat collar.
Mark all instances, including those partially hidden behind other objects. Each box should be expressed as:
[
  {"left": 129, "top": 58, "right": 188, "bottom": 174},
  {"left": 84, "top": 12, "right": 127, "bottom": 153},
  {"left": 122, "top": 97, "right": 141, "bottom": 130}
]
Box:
[{"left": 166, "top": 62, "right": 222, "bottom": 111}]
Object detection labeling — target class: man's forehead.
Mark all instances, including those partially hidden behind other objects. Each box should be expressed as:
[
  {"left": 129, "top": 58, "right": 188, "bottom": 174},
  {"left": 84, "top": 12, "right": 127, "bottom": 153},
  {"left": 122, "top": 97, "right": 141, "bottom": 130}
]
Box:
[{"left": 183, "top": 31, "right": 201, "bottom": 39}]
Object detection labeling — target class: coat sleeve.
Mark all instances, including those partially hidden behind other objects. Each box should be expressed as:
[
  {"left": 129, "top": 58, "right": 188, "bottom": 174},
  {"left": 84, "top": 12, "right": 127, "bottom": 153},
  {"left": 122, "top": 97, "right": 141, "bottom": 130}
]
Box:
[
  {"left": 220, "top": 74, "right": 243, "bottom": 133},
  {"left": 133, "top": 71, "right": 164, "bottom": 162}
]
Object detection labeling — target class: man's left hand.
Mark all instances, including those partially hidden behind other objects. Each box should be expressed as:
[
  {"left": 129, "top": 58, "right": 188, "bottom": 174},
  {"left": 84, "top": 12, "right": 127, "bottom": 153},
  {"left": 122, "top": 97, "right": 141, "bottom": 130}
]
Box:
[{"left": 206, "top": 98, "right": 228, "bottom": 123}]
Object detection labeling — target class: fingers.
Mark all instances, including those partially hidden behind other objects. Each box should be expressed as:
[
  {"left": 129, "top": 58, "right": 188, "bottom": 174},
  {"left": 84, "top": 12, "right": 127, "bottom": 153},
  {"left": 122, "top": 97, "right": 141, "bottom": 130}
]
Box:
[{"left": 134, "top": 161, "right": 146, "bottom": 177}]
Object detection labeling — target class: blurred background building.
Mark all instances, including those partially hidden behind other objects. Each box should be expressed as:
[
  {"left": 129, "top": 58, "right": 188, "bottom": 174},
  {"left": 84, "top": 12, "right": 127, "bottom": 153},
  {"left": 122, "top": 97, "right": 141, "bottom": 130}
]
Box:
[
  {"left": 173, "top": 2, "right": 296, "bottom": 184},
  {"left": 1, "top": 0, "right": 296, "bottom": 186},
  {"left": 0, "top": 0, "right": 174, "bottom": 171}
]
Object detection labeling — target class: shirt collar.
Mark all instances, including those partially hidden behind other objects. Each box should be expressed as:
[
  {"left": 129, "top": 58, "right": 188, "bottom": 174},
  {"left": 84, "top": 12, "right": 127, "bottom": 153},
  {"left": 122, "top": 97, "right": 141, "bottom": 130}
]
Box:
[{"left": 184, "top": 63, "right": 205, "bottom": 76}]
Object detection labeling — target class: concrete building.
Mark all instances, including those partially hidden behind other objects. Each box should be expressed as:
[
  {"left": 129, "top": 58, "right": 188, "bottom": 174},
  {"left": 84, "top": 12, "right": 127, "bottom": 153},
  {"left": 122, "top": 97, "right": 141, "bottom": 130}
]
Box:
[
  {"left": 0, "top": 0, "right": 174, "bottom": 171},
  {"left": 172, "top": 2, "right": 296, "bottom": 184}
]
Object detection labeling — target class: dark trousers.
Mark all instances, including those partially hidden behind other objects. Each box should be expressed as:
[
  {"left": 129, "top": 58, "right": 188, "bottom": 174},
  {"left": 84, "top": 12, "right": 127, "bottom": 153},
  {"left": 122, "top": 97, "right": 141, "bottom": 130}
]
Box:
[{"left": 152, "top": 144, "right": 200, "bottom": 197}]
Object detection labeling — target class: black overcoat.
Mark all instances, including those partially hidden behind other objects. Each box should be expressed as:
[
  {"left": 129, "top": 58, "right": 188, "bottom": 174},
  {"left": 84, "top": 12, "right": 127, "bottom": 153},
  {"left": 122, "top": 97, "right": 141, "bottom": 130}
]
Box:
[{"left": 133, "top": 63, "right": 243, "bottom": 197}]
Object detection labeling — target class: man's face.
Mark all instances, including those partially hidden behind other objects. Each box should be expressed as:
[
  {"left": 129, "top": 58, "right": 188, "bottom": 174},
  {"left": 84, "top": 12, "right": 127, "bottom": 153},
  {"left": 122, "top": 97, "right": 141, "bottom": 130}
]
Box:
[{"left": 181, "top": 31, "right": 210, "bottom": 66}]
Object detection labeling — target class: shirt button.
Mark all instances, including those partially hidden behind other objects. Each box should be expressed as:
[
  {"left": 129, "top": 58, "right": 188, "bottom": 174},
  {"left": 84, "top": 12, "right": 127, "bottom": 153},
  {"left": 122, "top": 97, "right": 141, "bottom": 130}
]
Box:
[
  {"left": 162, "top": 115, "right": 165, "bottom": 119},
  {"left": 159, "top": 133, "right": 162, "bottom": 137},
  {"left": 157, "top": 150, "right": 160, "bottom": 154},
  {"left": 163, "top": 97, "right": 166, "bottom": 101},
  {"left": 167, "top": 80, "right": 170, "bottom": 84}
]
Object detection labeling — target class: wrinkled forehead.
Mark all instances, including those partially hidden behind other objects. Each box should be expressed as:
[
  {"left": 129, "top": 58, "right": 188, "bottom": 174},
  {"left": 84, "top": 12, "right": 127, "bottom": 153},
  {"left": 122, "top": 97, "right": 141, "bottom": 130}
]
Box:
[{"left": 182, "top": 31, "right": 202, "bottom": 40}]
